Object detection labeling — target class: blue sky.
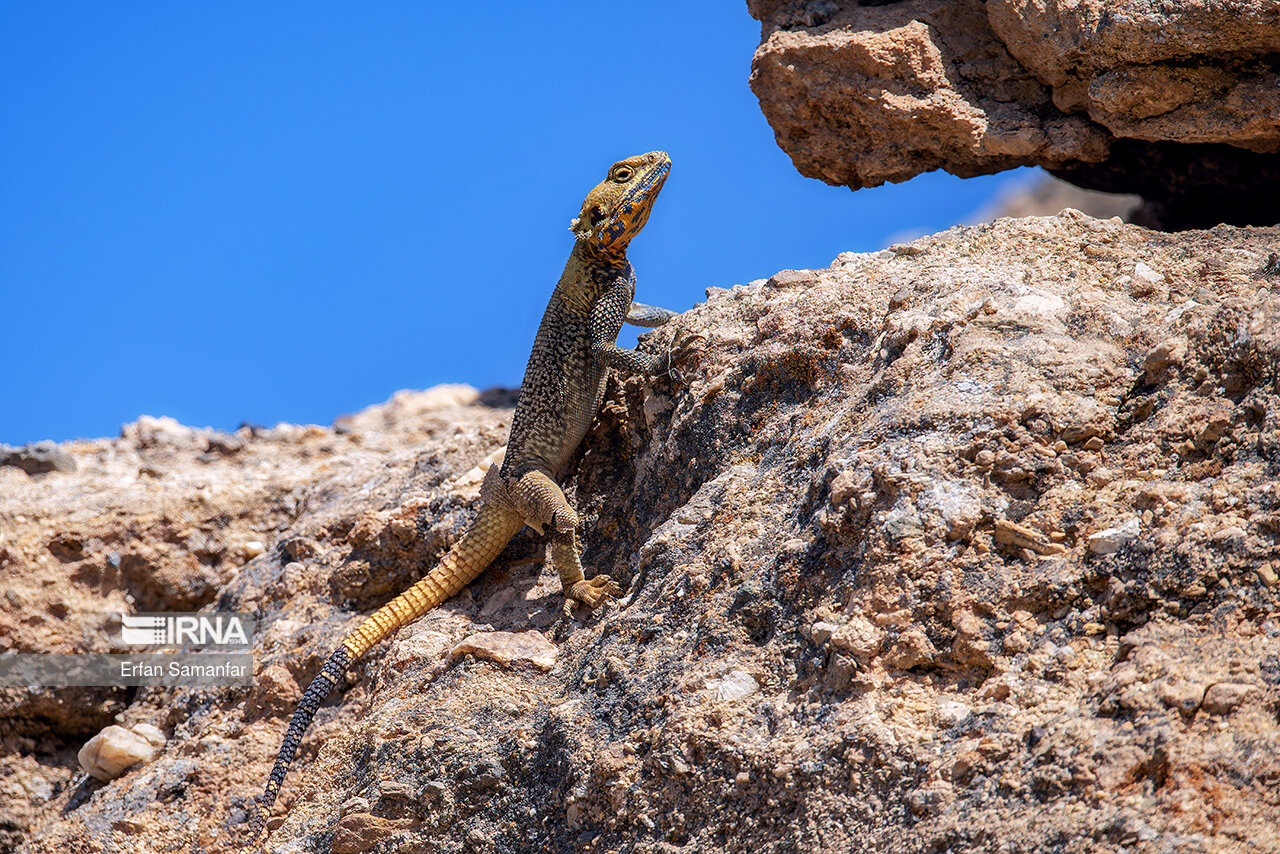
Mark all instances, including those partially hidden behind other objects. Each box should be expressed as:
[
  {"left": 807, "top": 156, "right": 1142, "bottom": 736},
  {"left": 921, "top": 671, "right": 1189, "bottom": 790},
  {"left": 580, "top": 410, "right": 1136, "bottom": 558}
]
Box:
[{"left": 0, "top": 3, "right": 1032, "bottom": 444}]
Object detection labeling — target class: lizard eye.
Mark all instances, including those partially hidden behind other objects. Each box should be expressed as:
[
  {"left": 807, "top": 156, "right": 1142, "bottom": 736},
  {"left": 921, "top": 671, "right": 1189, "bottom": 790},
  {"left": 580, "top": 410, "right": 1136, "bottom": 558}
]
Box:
[{"left": 613, "top": 167, "right": 633, "bottom": 183}]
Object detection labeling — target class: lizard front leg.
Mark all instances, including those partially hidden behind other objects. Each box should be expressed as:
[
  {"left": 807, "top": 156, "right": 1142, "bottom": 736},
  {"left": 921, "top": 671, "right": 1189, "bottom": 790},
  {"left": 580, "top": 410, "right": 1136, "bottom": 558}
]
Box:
[
  {"left": 625, "top": 302, "right": 677, "bottom": 327},
  {"left": 510, "top": 470, "right": 620, "bottom": 616},
  {"left": 592, "top": 280, "right": 704, "bottom": 378}
]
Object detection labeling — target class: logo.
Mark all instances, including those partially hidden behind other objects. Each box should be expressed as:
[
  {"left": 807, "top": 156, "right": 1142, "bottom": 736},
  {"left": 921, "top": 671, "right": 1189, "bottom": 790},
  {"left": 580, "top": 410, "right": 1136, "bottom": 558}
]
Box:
[
  {"left": 0, "top": 611, "right": 255, "bottom": 688},
  {"left": 117, "top": 613, "right": 251, "bottom": 648}
]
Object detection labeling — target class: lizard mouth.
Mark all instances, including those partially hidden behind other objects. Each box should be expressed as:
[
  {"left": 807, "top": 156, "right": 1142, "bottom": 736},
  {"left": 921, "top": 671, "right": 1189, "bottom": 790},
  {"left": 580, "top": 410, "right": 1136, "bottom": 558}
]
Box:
[
  {"left": 627, "top": 160, "right": 670, "bottom": 205},
  {"left": 610, "top": 160, "right": 670, "bottom": 225}
]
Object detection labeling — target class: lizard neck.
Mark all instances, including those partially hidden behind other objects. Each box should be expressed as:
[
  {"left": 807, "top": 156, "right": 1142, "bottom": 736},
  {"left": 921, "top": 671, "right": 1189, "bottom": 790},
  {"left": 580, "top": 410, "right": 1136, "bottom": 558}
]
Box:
[{"left": 555, "top": 238, "right": 631, "bottom": 314}]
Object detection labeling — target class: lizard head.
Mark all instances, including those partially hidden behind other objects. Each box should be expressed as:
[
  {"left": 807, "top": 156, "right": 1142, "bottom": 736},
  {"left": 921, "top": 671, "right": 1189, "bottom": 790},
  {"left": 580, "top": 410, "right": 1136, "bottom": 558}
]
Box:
[{"left": 570, "top": 151, "right": 671, "bottom": 248}]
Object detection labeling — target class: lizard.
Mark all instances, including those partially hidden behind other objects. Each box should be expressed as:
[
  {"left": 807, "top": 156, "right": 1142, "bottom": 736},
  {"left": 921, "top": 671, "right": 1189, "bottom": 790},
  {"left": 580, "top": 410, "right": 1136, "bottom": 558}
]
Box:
[{"left": 247, "top": 150, "right": 701, "bottom": 843}]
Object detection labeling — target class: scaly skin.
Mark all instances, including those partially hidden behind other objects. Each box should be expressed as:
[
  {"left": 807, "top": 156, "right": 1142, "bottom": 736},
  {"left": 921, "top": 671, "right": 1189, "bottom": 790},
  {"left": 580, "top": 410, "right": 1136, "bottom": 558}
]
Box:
[{"left": 247, "top": 151, "right": 700, "bottom": 845}]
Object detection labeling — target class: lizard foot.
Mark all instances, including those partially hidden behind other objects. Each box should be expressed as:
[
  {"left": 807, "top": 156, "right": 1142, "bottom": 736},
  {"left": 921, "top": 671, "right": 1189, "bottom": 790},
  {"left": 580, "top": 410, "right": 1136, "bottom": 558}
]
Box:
[
  {"left": 661, "top": 333, "right": 707, "bottom": 383},
  {"left": 563, "top": 576, "right": 623, "bottom": 618}
]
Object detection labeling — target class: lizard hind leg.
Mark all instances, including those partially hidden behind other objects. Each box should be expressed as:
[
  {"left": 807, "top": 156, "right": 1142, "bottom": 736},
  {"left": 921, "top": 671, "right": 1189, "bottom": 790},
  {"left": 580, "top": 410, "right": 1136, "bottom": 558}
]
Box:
[
  {"left": 552, "top": 531, "right": 620, "bottom": 618},
  {"left": 510, "top": 470, "right": 621, "bottom": 617}
]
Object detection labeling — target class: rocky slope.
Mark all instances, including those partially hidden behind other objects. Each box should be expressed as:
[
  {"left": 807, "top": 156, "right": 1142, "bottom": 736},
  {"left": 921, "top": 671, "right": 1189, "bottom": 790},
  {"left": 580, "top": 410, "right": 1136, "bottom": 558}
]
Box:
[
  {"left": 748, "top": 0, "right": 1280, "bottom": 229},
  {"left": 2, "top": 213, "right": 1279, "bottom": 853}
]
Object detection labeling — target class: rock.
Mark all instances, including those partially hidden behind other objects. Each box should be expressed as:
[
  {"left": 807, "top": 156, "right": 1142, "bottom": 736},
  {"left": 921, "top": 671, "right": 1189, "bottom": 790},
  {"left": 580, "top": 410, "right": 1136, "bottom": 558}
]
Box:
[
  {"left": 205, "top": 433, "right": 245, "bottom": 456},
  {"left": 809, "top": 620, "right": 839, "bottom": 647},
  {"left": 748, "top": 0, "right": 1280, "bottom": 229},
  {"left": 883, "top": 627, "right": 939, "bottom": 670},
  {"left": 1132, "top": 262, "right": 1165, "bottom": 291},
  {"left": 120, "top": 414, "right": 198, "bottom": 448},
  {"left": 926, "top": 481, "right": 983, "bottom": 541},
  {"left": 447, "top": 630, "right": 557, "bottom": 672},
  {"left": 280, "top": 537, "right": 321, "bottom": 561},
  {"left": 1002, "top": 630, "right": 1028, "bottom": 653},
  {"left": 130, "top": 723, "right": 167, "bottom": 749},
  {"left": 1144, "top": 339, "right": 1188, "bottom": 381},
  {"left": 330, "top": 813, "right": 412, "bottom": 854},
  {"left": 0, "top": 440, "right": 76, "bottom": 474},
  {"left": 883, "top": 504, "right": 925, "bottom": 539},
  {"left": 993, "top": 519, "right": 1066, "bottom": 556},
  {"left": 338, "top": 384, "right": 481, "bottom": 434},
  {"left": 829, "top": 616, "right": 884, "bottom": 663},
  {"left": 766, "top": 269, "right": 820, "bottom": 289},
  {"left": 246, "top": 663, "right": 302, "bottom": 718},
  {"left": 1088, "top": 518, "right": 1141, "bottom": 555},
  {"left": 77, "top": 725, "right": 157, "bottom": 782},
  {"left": 1201, "top": 682, "right": 1254, "bottom": 715},
  {"left": 988, "top": 0, "right": 1280, "bottom": 155},
  {"left": 707, "top": 670, "right": 760, "bottom": 701},
  {"left": 934, "top": 701, "right": 972, "bottom": 728}
]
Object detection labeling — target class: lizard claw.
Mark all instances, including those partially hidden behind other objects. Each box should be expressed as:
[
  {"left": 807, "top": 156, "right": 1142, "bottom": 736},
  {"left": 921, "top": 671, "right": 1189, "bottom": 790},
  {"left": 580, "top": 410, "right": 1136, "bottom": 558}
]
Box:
[
  {"left": 661, "top": 333, "right": 707, "bottom": 382},
  {"left": 563, "top": 575, "right": 622, "bottom": 618}
]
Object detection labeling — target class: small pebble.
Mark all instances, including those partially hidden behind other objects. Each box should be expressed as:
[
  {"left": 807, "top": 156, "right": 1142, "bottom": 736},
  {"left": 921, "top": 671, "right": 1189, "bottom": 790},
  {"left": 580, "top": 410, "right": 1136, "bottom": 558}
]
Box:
[
  {"left": 934, "top": 701, "right": 972, "bottom": 728},
  {"left": 78, "top": 725, "right": 157, "bottom": 781}
]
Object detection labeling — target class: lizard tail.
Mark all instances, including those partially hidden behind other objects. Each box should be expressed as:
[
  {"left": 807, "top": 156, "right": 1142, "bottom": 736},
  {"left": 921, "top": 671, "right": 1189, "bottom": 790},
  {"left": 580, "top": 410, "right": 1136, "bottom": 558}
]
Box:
[{"left": 246, "top": 503, "right": 524, "bottom": 845}]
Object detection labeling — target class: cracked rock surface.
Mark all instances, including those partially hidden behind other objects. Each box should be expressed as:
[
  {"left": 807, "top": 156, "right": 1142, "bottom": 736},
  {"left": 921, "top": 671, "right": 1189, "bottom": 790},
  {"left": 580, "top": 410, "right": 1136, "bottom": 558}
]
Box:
[
  {"left": 748, "top": 0, "right": 1280, "bottom": 229},
  {"left": 3, "top": 215, "right": 1280, "bottom": 853}
]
